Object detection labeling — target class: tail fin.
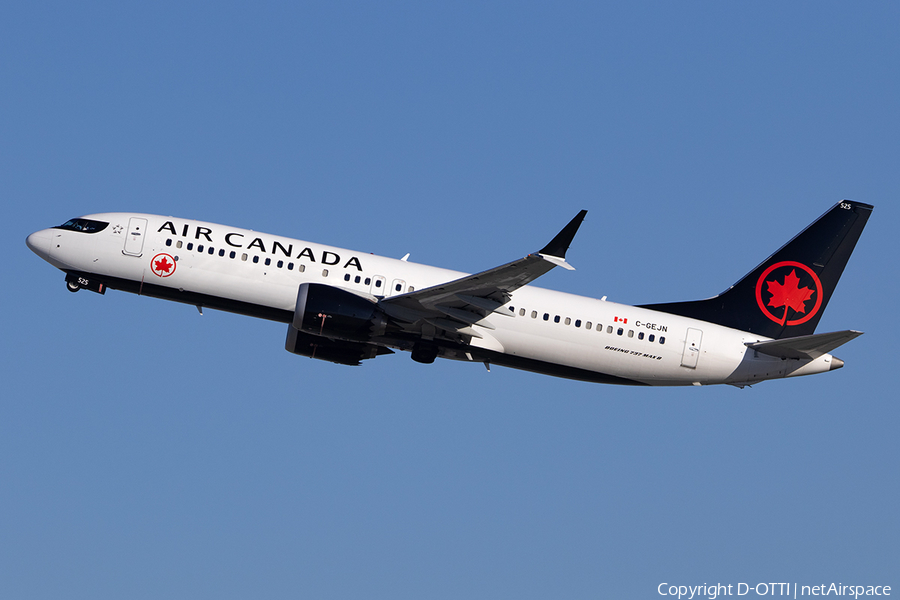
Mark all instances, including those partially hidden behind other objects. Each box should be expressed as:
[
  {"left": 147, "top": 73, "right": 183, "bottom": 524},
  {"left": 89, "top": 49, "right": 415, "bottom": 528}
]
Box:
[{"left": 639, "top": 200, "right": 873, "bottom": 339}]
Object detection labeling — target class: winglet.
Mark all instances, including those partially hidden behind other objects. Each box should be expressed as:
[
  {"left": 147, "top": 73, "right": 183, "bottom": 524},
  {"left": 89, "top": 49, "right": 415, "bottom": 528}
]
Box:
[
  {"left": 539, "top": 210, "right": 587, "bottom": 258},
  {"left": 539, "top": 253, "right": 576, "bottom": 270}
]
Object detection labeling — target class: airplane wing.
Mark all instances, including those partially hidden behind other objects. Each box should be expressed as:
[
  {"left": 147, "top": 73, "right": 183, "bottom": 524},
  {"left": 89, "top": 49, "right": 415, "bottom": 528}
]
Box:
[
  {"left": 379, "top": 210, "right": 587, "bottom": 337},
  {"left": 745, "top": 330, "right": 863, "bottom": 360}
]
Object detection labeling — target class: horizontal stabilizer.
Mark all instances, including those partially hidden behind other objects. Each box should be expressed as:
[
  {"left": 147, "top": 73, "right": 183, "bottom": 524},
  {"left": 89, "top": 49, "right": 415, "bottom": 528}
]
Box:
[{"left": 746, "top": 330, "right": 863, "bottom": 360}]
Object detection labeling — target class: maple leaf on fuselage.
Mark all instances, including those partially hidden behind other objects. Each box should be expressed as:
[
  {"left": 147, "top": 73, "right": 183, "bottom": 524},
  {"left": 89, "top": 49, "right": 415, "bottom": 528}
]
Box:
[
  {"left": 766, "top": 269, "right": 814, "bottom": 315},
  {"left": 154, "top": 257, "right": 172, "bottom": 273}
]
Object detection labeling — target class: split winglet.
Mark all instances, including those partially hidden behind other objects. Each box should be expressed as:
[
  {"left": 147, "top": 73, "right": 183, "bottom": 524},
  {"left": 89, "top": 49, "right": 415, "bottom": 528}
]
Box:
[{"left": 539, "top": 210, "right": 587, "bottom": 259}]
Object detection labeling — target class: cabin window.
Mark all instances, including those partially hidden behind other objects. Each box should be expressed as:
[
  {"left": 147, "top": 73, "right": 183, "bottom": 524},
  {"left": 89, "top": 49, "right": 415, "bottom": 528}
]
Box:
[
  {"left": 564, "top": 317, "right": 571, "bottom": 325},
  {"left": 659, "top": 336, "right": 666, "bottom": 344},
  {"left": 531, "top": 311, "right": 538, "bottom": 319},
  {"left": 519, "top": 308, "right": 526, "bottom": 317},
  {"left": 229, "top": 251, "right": 236, "bottom": 259},
  {"left": 344, "top": 273, "right": 351, "bottom": 281},
  {"left": 585, "top": 321, "right": 592, "bottom": 329},
  {"left": 617, "top": 328, "right": 624, "bottom": 336},
  {"left": 322, "top": 269, "right": 329, "bottom": 277},
  {"left": 365, "top": 277, "right": 371, "bottom": 285},
  {"left": 638, "top": 332, "right": 644, "bottom": 340},
  {"left": 277, "top": 260, "right": 283, "bottom": 268},
  {"left": 265, "top": 258, "right": 271, "bottom": 266},
  {"left": 375, "top": 279, "right": 381, "bottom": 287},
  {"left": 395, "top": 283, "right": 402, "bottom": 292},
  {"left": 649, "top": 334, "right": 655, "bottom": 342},
  {"left": 252, "top": 255, "right": 259, "bottom": 264},
  {"left": 219, "top": 249, "right": 225, "bottom": 257},
  {"left": 575, "top": 319, "right": 581, "bottom": 328},
  {"left": 197, "top": 244, "right": 203, "bottom": 252},
  {"left": 355, "top": 275, "right": 361, "bottom": 283},
  {"left": 241, "top": 253, "right": 248, "bottom": 261},
  {"left": 176, "top": 241, "right": 183, "bottom": 249},
  {"left": 208, "top": 247, "right": 215, "bottom": 255},
  {"left": 543, "top": 313, "right": 550, "bottom": 321},
  {"left": 554, "top": 315, "right": 560, "bottom": 323},
  {"left": 165, "top": 239, "right": 172, "bottom": 246},
  {"left": 607, "top": 326, "right": 613, "bottom": 334},
  {"left": 408, "top": 286, "right": 414, "bottom": 292},
  {"left": 627, "top": 330, "right": 634, "bottom": 338},
  {"left": 299, "top": 264, "right": 305, "bottom": 272},
  {"left": 288, "top": 262, "right": 294, "bottom": 270}
]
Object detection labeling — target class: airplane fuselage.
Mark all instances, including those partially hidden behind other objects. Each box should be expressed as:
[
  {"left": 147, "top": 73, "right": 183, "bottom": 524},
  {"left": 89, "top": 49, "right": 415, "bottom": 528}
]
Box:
[{"left": 26, "top": 211, "right": 849, "bottom": 387}]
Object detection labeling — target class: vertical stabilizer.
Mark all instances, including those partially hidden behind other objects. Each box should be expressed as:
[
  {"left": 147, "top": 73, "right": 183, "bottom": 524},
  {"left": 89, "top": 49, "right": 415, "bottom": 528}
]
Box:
[{"left": 639, "top": 200, "right": 873, "bottom": 339}]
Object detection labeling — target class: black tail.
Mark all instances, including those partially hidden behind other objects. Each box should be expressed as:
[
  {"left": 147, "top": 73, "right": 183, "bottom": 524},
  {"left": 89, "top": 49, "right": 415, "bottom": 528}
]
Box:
[{"left": 639, "top": 200, "right": 873, "bottom": 339}]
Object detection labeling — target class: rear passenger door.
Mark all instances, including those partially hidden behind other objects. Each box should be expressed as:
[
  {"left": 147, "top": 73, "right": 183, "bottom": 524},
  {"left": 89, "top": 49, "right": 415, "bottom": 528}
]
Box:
[{"left": 681, "top": 328, "right": 703, "bottom": 368}]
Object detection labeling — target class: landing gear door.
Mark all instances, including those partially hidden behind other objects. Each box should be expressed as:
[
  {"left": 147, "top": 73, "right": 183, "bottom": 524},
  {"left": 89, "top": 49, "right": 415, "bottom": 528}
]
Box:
[
  {"left": 681, "top": 327, "right": 703, "bottom": 369},
  {"left": 123, "top": 217, "right": 148, "bottom": 256}
]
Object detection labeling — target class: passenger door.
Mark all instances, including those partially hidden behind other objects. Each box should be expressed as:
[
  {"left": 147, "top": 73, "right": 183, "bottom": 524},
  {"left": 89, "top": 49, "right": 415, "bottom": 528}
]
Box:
[
  {"left": 123, "top": 217, "right": 147, "bottom": 256},
  {"left": 681, "top": 328, "right": 703, "bottom": 369}
]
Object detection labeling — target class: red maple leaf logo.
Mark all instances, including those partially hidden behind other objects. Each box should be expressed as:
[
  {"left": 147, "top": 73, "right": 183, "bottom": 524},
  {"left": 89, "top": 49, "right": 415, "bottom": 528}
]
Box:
[
  {"left": 154, "top": 257, "right": 172, "bottom": 273},
  {"left": 755, "top": 261, "right": 823, "bottom": 327},
  {"left": 766, "top": 269, "right": 814, "bottom": 317}
]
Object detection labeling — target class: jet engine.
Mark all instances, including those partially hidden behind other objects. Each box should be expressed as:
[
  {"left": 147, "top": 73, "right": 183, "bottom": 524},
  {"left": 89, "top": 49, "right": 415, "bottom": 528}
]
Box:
[
  {"left": 285, "top": 326, "right": 392, "bottom": 366},
  {"left": 291, "top": 282, "right": 387, "bottom": 341},
  {"left": 285, "top": 283, "right": 392, "bottom": 365}
]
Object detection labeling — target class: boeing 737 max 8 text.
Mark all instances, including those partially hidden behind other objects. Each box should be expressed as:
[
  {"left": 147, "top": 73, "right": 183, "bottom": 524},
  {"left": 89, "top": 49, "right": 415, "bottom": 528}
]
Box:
[{"left": 26, "top": 201, "right": 872, "bottom": 387}]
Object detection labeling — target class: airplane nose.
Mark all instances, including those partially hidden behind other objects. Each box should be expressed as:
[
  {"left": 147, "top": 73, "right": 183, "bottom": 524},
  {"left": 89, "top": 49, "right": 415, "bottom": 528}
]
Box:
[
  {"left": 830, "top": 356, "right": 845, "bottom": 370},
  {"left": 26, "top": 229, "right": 52, "bottom": 259}
]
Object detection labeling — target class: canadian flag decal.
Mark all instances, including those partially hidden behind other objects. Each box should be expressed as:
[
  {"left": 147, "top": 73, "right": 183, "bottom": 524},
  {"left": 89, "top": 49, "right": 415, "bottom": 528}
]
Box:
[{"left": 614, "top": 316, "right": 627, "bottom": 324}]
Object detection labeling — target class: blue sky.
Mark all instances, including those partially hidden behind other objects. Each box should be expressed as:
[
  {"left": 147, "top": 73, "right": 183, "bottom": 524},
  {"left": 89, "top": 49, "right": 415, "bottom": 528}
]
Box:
[{"left": 2, "top": 2, "right": 898, "bottom": 598}]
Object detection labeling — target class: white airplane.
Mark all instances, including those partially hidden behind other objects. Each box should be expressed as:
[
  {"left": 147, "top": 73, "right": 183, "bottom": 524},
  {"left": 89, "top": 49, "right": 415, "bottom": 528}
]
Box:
[{"left": 26, "top": 201, "right": 872, "bottom": 387}]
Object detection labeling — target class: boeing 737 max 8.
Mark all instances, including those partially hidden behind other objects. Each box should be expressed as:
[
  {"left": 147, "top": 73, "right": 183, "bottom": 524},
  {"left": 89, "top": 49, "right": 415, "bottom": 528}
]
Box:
[{"left": 26, "top": 201, "right": 872, "bottom": 387}]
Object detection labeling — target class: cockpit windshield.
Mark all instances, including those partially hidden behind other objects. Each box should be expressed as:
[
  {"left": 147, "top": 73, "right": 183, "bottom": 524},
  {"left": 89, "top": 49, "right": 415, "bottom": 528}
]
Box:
[{"left": 53, "top": 218, "right": 109, "bottom": 233}]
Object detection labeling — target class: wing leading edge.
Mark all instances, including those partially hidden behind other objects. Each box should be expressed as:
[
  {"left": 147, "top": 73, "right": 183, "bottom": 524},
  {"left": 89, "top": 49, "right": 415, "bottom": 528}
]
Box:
[{"left": 379, "top": 210, "right": 587, "bottom": 336}]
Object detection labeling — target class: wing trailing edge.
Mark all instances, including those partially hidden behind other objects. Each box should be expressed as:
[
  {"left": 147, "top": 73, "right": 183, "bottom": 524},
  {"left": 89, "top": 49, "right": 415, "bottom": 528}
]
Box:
[{"left": 381, "top": 210, "right": 589, "bottom": 334}]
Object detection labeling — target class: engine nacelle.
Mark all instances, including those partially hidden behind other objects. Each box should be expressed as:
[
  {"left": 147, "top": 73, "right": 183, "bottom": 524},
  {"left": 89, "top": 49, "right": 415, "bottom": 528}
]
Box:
[
  {"left": 285, "top": 326, "right": 392, "bottom": 366},
  {"left": 292, "top": 282, "right": 387, "bottom": 342}
]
